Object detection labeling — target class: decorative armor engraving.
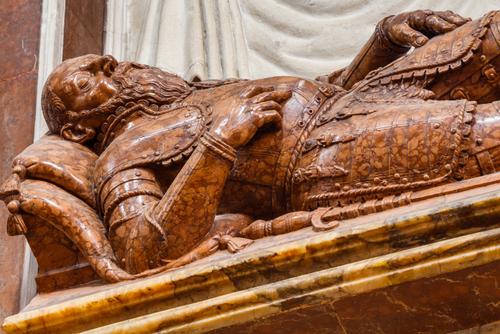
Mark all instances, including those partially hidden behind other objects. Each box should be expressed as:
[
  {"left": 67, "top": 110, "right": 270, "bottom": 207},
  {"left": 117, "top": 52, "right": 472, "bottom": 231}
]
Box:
[{"left": 1, "top": 10, "right": 499, "bottom": 290}]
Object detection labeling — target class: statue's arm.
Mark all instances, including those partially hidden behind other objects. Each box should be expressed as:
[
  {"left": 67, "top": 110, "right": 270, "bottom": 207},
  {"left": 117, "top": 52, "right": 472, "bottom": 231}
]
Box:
[
  {"left": 327, "top": 16, "right": 409, "bottom": 90},
  {"left": 319, "top": 10, "right": 470, "bottom": 89},
  {"left": 150, "top": 132, "right": 238, "bottom": 257},
  {"left": 153, "top": 86, "right": 291, "bottom": 251},
  {"left": 103, "top": 86, "right": 291, "bottom": 272}
]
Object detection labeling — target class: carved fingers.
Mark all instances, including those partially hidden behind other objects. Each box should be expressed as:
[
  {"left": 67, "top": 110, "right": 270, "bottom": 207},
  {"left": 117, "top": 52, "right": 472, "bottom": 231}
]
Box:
[
  {"left": 385, "top": 10, "right": 470, "bottom": 48},
  {"left": 213, "top": 85, "right": 292, "bottom": 149},
  {"left": 247, "top": 89, "right": 291, "bottom": 128},
  {"left": 434, "top": 10, "right": 471, "bottom": 27},
  {"left": 390, "top": 22, "right": 429, "bottom": 48}
]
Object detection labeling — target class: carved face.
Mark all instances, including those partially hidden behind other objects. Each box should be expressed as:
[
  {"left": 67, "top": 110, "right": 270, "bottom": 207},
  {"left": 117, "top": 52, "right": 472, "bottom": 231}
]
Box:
[
  {"left": 50, "top": 54, "right": 119, "bottom": 116},
  {"left": 43, "top": 54, "right": 193, "bottom": 144}
]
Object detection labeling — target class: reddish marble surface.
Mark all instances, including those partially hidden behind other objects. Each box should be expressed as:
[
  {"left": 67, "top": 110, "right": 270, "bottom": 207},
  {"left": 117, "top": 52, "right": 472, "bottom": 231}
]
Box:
[
  {"left": 0, "top": 0, "right": 41, "bottom": 329},
  {"left": 210, "top": 260, "right": 500, "bottom": 334},
  {"left": 63, "top": 0, "right": 105, "bottom": 60}
]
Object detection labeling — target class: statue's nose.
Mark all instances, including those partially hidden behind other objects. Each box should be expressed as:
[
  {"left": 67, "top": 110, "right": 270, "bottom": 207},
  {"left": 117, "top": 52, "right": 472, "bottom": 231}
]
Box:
[
  {"left": 101, "top": 55, "right": 118, "bottom": 76},
  {"left": 79, "top": 55, "right": 118, "bottom": 76}
]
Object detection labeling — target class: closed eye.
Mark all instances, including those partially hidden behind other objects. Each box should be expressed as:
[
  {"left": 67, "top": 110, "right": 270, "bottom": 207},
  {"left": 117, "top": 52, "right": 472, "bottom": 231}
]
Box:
[{"left": 76, "top": 75, "right": 91, "bottom": 92}]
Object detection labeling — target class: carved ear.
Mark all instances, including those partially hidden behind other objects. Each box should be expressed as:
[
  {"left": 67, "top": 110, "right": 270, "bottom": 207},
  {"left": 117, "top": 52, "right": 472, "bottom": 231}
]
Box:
[{"left": 61, "top": 123, "right": 96, "bottom": 144}]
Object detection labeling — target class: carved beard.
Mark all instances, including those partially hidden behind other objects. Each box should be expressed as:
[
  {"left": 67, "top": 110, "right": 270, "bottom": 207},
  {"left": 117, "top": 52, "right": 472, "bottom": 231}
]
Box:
[
  {"left": 110, "top": 62, "right": 193, "bottom": 106},
  {"left": 73, "top": 62, "right": 193, "bottom": 128}
]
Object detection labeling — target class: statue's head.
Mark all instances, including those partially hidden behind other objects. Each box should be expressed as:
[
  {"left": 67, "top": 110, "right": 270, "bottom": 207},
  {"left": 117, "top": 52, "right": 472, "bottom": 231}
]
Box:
[{"left": 42, "top": 54, "right": 192, "bottom": 144}]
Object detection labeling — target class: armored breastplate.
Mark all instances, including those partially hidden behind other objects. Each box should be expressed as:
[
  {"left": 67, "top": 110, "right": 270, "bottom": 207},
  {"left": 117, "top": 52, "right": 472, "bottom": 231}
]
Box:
[
  {"left": 94, "top": 103, "right": 212, "bottom": 210},
  {"left": 220, "top": 78, "right": 345, "bottom": 216}
]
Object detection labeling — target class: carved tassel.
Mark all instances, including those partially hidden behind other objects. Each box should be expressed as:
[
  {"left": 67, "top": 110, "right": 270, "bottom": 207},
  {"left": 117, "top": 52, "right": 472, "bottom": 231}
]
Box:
[
  {"left": 6, "top": 200, "right": 27, "bottom": 235},
  {"left": 7, "top": 214, "right": 27, "bottom": 236},
  {"left": 219, "top": 235, "right": 254, "bottom": 253}
]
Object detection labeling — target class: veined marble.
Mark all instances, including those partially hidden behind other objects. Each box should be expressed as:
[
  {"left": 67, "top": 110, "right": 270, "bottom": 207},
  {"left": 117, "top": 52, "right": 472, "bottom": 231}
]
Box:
[{"left": 3, "top": 182, "right": 500, "bottom": 333}]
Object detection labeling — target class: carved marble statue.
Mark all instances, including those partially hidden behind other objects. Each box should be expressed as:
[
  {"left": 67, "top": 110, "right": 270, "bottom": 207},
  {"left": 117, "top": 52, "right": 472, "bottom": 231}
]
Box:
[{"left": 1, "top": 10, "right": 499, "bottom": 287}]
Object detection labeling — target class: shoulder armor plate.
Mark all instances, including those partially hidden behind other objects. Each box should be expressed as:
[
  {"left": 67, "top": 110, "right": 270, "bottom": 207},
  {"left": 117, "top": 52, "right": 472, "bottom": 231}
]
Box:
[{"left": 94, "top": 104, "right": 211, "bottom": 193}]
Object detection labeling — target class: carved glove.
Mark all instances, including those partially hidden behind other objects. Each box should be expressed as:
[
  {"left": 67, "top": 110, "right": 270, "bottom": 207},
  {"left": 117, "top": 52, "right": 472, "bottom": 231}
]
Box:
[{"left": 383, "top": 10, "right": 470, "bottom": 48}]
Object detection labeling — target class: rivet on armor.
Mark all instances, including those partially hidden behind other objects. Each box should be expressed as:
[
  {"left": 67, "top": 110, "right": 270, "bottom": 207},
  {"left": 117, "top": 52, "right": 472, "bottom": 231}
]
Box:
[
  {"left": 373, "top": 177, "right": 380, "bottom": 184},
  {"left": 381, "top": 180, "right": 388, "bottom": 186},
  {"left": 423, "top": 174, "right": 430, "bottom": 181},
  {"left": 174, "top": 144, "right": 180, "bottom": 149},
  {"left": 319, "top": 86, "right": 334, "bottom": 97},
  {"left": 355, "top": 182, "right": 362, "bottom": 188},
  {"left": 450, "top": 128, "right": 457, "bottom": 134},
  {"left": 394, "top": 173, "right": 400, "bottom": 179},
  {"left": 445, "top": 164, "right": 452, "bottom": 171},
  {"left": 450, "top": 144, "right": 457, "bottom": 150},
  {"left": 482, "top": 65, "right": 498, "bottom": 83},
  {"left": 433, "top": 123, "right": 440, "bottom": 129},
  {"left": 141, "top": 154, "right": 148, "bottom": 159},
  {"left": 480, "top": 55, "right": 487, "bottom": 62},
  {"left": 402, "top": 178, "right": 408, "bottom": 184},
  {"left": 362, "top": 183, "right": 370, "bottom": 188},
  {"left": 7, "top": 200, "right": 20, "bottom": 214},
  {"left": 315, "top": 96, "right": 322, "bottom": 103},
  {"left": 476, "top": 138, "right": 483, "bottom": 146},
  {"left": 185, "top": 113, "right": 192, "bottom": 118},
  {"left": 154, "top": 151, "right": 160, "bottom": 156},
  {"left": 342, "top": 185, "right": 350, "bottom": 191},
  {"left": 334, "top": 183, "right": 341, "bottom": 190},
  {"left": 298, "top": 120, "right": 305, "bottom": 127},
  {"left": 135, "top": 171, "right": 142, "bottom": 177},
  {"left": 307, "top": 108, "right": 314, "bottom": 115}
]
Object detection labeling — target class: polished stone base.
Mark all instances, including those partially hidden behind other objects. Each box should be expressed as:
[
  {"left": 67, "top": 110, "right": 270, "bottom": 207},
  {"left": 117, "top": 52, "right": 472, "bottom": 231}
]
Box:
[{"left": 3, "top": 181, "right": 500, "bottom": 334}]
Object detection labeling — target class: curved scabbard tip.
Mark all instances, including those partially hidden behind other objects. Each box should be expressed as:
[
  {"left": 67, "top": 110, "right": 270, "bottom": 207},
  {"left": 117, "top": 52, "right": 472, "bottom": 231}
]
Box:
[{"left": 311, "top": 207, "right": 339, "bottom": 232}]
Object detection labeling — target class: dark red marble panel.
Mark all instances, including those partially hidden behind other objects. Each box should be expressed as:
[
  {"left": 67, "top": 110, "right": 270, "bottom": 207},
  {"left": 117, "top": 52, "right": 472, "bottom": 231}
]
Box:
[
  {"left": 0, "top": 0, "right": 41, "bottom": 329},
  {"left": 211, "top": 260, "right": 500, "bottom": 334},
  {"left": 63, "top": 0, "right": 105, "bottom": 60}
]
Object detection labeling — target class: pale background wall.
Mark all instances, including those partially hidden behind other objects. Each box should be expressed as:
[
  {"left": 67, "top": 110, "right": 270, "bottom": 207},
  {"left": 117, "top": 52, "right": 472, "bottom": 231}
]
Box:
[{"left": 105, "top": 0, "right": 499, "bottom": 81}]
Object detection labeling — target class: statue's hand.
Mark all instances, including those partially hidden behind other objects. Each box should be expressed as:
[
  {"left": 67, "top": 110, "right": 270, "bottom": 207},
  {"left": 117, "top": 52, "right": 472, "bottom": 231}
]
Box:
[
  {"left": 213, "top": 85, "right": 292, "bottom": 149},
  {"left": 383, "top": 10, "right": 470, "bottom": 48}
]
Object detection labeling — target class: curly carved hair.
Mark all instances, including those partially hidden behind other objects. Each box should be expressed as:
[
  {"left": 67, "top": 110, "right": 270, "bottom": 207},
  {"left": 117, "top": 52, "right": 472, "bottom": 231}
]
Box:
[
  {"left": 41, "top": 80, "right": 69, "bottom": 135},
  {"left": 41, "top": 60, "right": 247, "bottom": 137}
]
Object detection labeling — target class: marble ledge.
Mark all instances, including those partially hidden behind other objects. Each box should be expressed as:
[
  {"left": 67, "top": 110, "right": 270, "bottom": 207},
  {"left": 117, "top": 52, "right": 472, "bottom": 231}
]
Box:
[{"left": 3, "top": 181, "right": 500, "bottom": 333}]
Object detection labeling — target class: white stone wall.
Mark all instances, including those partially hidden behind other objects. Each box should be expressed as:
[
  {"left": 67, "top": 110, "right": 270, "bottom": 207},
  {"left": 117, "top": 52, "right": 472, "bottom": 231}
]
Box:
[{"left": 105, "top": 0, "right": 499, "bottom": 80}]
